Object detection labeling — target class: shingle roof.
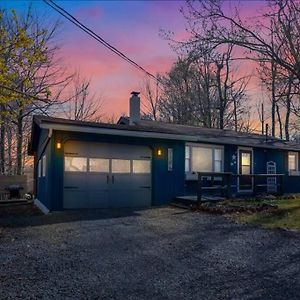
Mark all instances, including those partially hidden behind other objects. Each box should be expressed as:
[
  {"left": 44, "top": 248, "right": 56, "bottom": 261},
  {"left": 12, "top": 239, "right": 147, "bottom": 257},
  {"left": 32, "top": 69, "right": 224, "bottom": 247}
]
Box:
[{"left": 31, "top": 115, "right": 300, "bottom": 152}]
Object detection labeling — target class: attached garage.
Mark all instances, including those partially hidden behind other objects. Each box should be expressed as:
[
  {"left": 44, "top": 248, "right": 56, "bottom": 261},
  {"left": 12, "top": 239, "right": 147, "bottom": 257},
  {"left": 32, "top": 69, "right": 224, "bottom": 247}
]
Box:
[{"left": 63, "top": 140, "right": 152, "bottom": 209}]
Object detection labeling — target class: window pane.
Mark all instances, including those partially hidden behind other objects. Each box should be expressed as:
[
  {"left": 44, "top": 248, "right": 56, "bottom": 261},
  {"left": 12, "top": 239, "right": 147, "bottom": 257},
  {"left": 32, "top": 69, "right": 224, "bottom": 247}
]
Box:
[
  {"left": 241, "top": 153, "right": 251, "bottom": 166},
  {"left": 214, "top": 149, "right": 222, "bottom": 161},
  {"left": 288, "top": 154, "right": 297, "bottom": 171},
  {"left": 214, "top": 160, "right": 222, "bottom": 172},
  {"left": 65, "top": 157, "right": 87, "bottom": 172},
  {"left": 192, "top": 147, "right": 212, "bottom": 172},
  {"left": 133, "top": 160, "right": 151, "bottom": 173},
  {"left": 90, "top": 158, "right": 109, "bottom": 172},
  {"left": 112, "top": 159, "right": 130, "bottom": 173},
  {"left": 242, "top": 166, "right": 251, "bottom": 175}
]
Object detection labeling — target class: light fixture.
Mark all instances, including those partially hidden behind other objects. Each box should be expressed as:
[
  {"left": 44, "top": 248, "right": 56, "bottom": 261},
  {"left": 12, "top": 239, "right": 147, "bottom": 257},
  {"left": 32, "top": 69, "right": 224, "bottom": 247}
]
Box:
[
  {"left": 56, "top": 141, "right": 62, "bottom": 150},
  {"left": 157, "top": 148, "right": 162, "bottom": 156}
]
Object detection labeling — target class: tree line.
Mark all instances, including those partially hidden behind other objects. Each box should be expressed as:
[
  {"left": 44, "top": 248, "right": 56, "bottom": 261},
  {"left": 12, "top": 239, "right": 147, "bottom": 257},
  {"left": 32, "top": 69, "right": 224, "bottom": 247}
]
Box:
[
  {"left": 142, "top": 0, "right": 300, "bottom": 141},
  {"left": 2, "top": 1, "right": 300, "bottom": 176}
]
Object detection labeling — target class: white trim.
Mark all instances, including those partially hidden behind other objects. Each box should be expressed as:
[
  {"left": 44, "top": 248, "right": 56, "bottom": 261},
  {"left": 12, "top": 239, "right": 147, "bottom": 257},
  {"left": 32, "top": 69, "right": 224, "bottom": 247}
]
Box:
[
  {"left": 237, "top": 147, "right": 254, "bottom": 193},
  {"left": 34, "top": 198, "right": 49, "bottom": 214}
]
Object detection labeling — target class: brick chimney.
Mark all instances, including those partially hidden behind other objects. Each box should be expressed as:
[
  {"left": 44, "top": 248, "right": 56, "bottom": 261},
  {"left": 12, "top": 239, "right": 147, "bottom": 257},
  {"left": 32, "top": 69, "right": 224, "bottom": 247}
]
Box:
[{"left": 129, "top": 91, "right": 140, "bottom": 125}]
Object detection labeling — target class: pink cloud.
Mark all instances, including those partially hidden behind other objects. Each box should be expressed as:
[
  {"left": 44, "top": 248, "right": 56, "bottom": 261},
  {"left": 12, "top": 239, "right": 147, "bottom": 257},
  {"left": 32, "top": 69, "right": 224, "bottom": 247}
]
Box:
[{"left": 75, "top": 6, "right": 102, "bottom": 19}]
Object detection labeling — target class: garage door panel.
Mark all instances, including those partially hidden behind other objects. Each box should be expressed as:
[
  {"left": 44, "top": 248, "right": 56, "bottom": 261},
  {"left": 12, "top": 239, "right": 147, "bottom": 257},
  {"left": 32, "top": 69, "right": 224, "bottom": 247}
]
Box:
[
  {"left": 64, "top": 191, "right": 89, "bottom": 209},
  {"left": 109, "top": 189, "right": 150, "bottom": 208},
  {"left": 89, "top": 191, "right": 110, "bottom": 208},
  {"left": 64, "top": 174, "right": 87, "bottom": 190},
  {"left": 87, "top": 174, "right": 109, "bottom": 189}
]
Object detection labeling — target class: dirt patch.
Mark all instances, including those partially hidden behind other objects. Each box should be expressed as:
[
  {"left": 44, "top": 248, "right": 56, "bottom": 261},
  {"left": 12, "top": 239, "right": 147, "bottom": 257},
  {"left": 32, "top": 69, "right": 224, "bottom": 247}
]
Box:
[
  {"left": 0, "top": 202, "right": 42, "bottom": 218},
  {"left": 194, "top": 201, "right": 278, "bottom": 214}
]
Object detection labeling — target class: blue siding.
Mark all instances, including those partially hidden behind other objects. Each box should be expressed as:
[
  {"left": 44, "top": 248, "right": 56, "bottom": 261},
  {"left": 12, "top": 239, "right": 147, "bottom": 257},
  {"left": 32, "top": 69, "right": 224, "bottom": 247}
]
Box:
[
  {"left": 34, "top": 128, "right": 300, "bottom": 211},
  {"left": 36, "top": 128, "right": 52, "bottom": 208},
  {"left": 47, "top": 130, "right": 185, "bottom": 210}
]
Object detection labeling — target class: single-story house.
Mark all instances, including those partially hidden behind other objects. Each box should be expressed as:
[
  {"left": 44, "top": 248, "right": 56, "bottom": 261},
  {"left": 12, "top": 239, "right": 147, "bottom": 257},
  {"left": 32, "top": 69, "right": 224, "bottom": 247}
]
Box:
[{"left": 29, "top": 92, "right": 300, "bottom": 211}]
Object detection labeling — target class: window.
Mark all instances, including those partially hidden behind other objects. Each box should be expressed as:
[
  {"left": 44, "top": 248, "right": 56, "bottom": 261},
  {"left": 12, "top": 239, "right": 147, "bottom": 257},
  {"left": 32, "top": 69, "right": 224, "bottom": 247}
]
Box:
[
  {"left": 214, "top": 149, "right": 222, "bottom": 172},
  {"left": 185, "top": 144, "right": 224, "bottom": 177},
  {"left": 89, "top": 158, "right": 109, "bottom": 173},
  {"left": 42, "top": 155, "right": 46, "bottom": 177},
  {"left": 241, "top": 152, "right": 251, "bottom": 175},
  {"left": 168, "top": 148, "right": 173, "bottom": 171},
  {"left": 133, "top": 160, "right": 151, "bottom": 174},
  {"left": 288, "top": 152, "right": 298, "bottom": 173},
  {"left": 65, "top": 157, "right": 87, "bottom": 172},
  {"left": 38, "top": 160, "right": 41, "bottom": 178},
  {"left": 112, "top": 159, "right": 130, "bottom": 173}
]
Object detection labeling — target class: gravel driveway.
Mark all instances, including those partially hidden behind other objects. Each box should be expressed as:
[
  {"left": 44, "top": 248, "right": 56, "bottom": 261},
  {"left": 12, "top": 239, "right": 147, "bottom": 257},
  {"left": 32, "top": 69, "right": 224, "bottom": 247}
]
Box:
[{"left": 1, "top": 206, "right": 300, "bottom": 300}]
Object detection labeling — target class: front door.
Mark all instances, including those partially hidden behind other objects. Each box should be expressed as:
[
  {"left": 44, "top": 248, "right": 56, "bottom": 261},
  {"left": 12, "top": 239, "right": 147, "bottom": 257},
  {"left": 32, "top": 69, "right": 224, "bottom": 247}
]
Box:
[{"left": 238, "top": 149, "right": 253, "bottom": 192}]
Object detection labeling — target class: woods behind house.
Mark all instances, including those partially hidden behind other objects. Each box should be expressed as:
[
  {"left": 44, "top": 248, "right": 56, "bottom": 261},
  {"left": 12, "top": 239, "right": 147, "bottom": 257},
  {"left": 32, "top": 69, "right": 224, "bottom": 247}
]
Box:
[{"left": 1, "top": 0, "right": 300, "bottom": 176}]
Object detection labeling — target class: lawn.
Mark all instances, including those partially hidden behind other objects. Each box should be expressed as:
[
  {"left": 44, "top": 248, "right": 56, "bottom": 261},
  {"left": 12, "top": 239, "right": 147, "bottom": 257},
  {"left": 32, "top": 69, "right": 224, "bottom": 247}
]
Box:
[{"left": 234, "top": 198, "right": 300, "bottom": 230}]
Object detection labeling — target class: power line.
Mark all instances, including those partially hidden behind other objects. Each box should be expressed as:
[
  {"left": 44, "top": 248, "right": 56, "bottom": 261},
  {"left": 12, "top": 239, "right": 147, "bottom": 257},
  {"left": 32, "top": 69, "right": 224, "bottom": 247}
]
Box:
[{"left": 43, "top": 0, "right": 162, "bottom": 86}]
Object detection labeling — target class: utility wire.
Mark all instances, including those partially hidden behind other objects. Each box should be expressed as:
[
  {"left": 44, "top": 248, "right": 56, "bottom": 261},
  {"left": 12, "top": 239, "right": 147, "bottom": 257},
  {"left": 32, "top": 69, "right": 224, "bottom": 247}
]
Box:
[{"left": 43, "top": 0, "right": 162, "bottom": 86}]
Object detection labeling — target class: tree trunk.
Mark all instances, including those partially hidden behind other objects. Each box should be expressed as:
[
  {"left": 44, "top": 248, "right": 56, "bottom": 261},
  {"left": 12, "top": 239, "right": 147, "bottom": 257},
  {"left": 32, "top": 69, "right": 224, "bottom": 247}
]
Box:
[
  {"left": 16, "top": 109, "right": 23, "bottom": 175},
  {"left": 0, "top": 121, "right": 5, "bottom": 174},
  {"left": 276, "top": 104, "right": 283, "bottom": 139},
  {"left": 271, "top": 60, "right": 276, "bottom": 137},
  {"left": 233, "top": 96, "right": 238, "bottom": 132},
  {"left": 7, "top": 125, "right": 12, "bottom": 175},
  {"left": 0, "top": 104, "right": 5, "bottom": 174},
  {"left": 284, "top": 76, "right": 292, "bottom": 141}
]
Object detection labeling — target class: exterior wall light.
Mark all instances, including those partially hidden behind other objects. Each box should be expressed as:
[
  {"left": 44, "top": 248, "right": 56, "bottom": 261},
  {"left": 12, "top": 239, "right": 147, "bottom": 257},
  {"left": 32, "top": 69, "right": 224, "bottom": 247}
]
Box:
[
  {"left": 56, "top": 141, "right": 62, "bottom": 150},
  {"left": 157, "top": 148, "right": 163, "bottom": 156}
]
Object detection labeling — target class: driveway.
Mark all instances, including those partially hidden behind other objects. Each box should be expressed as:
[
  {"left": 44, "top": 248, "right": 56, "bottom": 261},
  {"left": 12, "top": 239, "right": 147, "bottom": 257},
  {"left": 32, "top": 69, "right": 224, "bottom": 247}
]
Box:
[{"left": 1, "top": 206, "right": 300, "bottom": 300}]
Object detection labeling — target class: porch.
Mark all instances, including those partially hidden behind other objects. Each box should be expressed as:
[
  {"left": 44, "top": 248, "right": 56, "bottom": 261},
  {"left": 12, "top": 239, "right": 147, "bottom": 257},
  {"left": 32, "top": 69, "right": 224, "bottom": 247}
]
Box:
[{"left": 176, "top": 172, "right": 285, "bottom": 205}]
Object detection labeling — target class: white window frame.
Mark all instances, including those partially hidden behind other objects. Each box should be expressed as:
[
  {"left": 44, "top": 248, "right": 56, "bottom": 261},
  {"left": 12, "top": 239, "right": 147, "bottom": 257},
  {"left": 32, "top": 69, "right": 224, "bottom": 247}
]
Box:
[
  {"left": 237, "top": 147, "right": 254, "bottom": 193},
  {"left": 288, "top": 152, "right": 300, "bottom": 175},
  {"left": 185, "top": 143, "right": 224, "bottom": 180}
]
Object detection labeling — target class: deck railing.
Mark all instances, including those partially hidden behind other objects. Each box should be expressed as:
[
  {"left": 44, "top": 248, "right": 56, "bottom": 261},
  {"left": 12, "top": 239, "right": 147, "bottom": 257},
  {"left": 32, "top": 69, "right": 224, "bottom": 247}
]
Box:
[{"left": 197, "top": 172, "right": 285, "bottom": 202}]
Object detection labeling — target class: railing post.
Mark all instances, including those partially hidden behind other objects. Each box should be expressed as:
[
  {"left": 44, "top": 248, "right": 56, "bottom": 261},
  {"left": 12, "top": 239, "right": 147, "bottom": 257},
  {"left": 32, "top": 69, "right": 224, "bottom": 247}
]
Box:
[
  {"left": 253, "top": 174, "right": 257, "bottom": 195},
  {"left": 226, "top": 173, "right": 232, "bottom": 199},
  {"left": 279, "top": 175, "right": 284, "bottom": 195},
  {"left": 197, "top": 173, "right": 202, "bottom": 203}
]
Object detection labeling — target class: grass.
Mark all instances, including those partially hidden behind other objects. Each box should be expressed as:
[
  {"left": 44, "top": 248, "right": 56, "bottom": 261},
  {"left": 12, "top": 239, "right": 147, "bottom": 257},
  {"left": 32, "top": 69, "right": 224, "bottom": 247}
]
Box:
[{"left": 233, "top": 198, "right": 300, "bottom": 230}]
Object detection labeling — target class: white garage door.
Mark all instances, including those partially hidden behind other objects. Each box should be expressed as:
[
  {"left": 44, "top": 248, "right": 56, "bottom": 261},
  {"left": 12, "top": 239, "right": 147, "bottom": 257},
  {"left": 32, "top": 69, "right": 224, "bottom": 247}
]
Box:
[{"left": 63, "top": 141, "right": 152, "bottom": 209}]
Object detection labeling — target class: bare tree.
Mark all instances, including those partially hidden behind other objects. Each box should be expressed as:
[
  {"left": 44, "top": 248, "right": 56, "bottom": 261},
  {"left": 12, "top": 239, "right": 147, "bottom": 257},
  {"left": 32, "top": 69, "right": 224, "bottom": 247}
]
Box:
[
  {"left": 64, "top": 72, "right": 104, "bottom": 122},
  {"left": 140, "top": 75, "right": 160, "bottom": 121}
]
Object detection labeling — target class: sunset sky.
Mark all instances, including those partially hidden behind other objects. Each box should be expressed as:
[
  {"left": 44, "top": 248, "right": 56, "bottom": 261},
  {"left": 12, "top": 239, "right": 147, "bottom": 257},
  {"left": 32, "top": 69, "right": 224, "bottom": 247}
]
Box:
[{"left": 2, "top": 0, "right": 266, "bottom": 120}]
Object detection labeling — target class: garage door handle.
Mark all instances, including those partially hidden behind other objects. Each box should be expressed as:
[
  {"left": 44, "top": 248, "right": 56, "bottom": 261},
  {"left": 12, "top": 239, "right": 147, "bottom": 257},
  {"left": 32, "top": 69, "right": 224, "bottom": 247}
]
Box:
[
  {"left": 112, "top": 175, "right": 114, "bottom": 184},
  {"left": 107, "top": 175, "right": 109, "bottom": 184},
  {"left": 64, "top": 186, "right": 78, "bottom": 189},
  {"left": 140, "top": 186, "right": 151, "bottom": 189}
]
